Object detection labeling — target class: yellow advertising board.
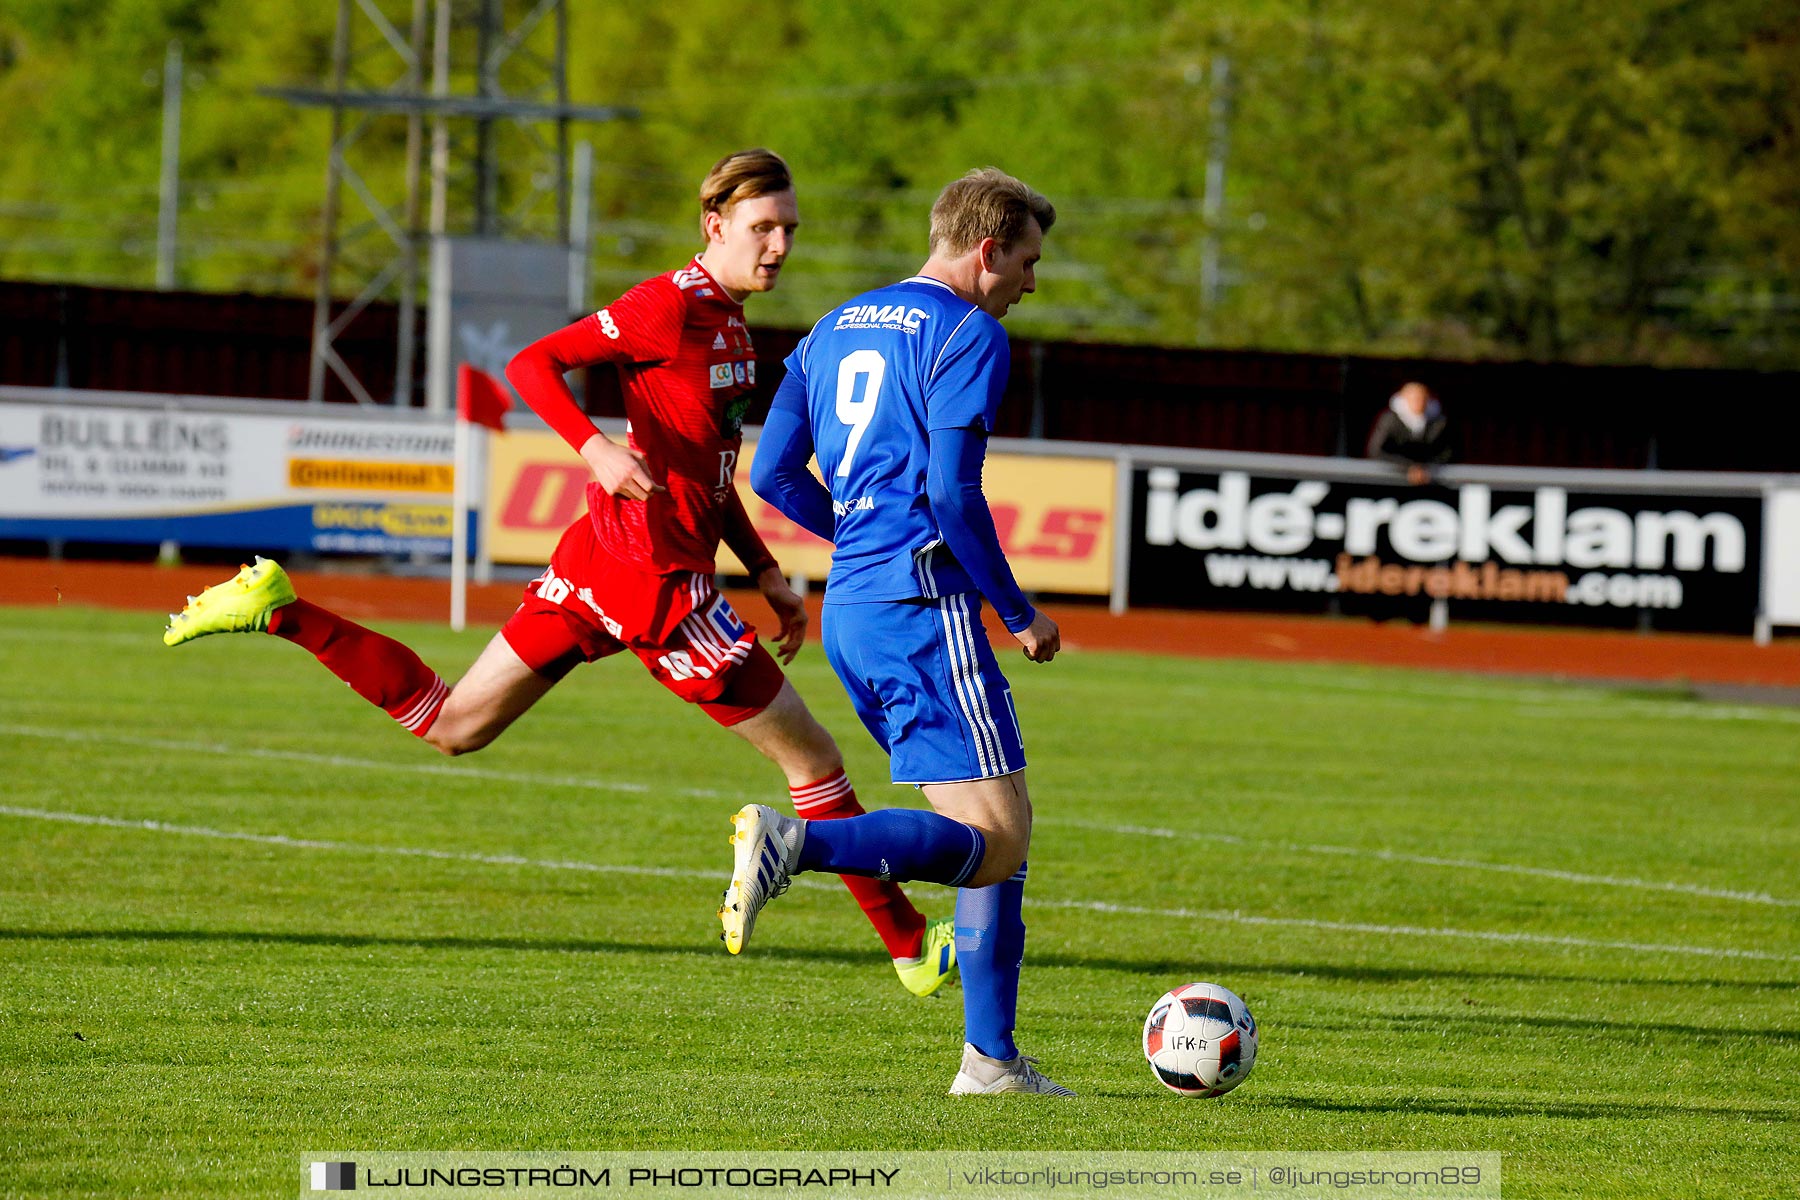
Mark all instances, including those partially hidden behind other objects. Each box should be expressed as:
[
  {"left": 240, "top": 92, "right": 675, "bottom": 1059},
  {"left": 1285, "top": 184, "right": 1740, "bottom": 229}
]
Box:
[
  {"left": 484, "top": 430, "right": 1114, "bottom": 596},
  {"left": 483, "top": 430, "right": 589, "bottom": 565}
]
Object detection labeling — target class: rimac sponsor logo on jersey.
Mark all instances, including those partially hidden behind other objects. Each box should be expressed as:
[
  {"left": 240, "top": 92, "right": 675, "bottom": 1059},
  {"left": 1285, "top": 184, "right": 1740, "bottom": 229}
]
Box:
[{"left": 833, "top": 304, "right": 932, "bottom": 332}]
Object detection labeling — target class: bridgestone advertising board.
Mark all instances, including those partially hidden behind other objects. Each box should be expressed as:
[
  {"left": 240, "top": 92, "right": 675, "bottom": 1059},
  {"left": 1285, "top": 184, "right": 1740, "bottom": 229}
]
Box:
[{"left": 1129, "top": 467, "right": 1762, "bottom": 632}]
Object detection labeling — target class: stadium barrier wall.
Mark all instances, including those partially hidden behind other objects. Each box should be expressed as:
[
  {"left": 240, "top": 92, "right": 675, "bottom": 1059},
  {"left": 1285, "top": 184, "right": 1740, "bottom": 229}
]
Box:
[
  {"left": 5, "top": 386, "right": 1798, "bottom": 640},
  {"left": 0, "top": 387, "right": 458, "bottom": 556},
  {"left": 482, "top": 429, "right": 1118, "bottom": 597}
]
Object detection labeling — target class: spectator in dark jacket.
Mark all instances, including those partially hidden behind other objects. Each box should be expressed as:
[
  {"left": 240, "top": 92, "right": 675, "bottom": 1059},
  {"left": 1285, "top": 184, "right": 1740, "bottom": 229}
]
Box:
[{"left": 1366, "top": 381, "right": 1451, "bottom": 484}]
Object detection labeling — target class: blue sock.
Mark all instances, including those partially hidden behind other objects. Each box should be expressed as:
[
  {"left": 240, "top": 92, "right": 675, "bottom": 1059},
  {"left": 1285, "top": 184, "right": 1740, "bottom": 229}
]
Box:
[
  {"left": 957, "top": 859, "right": 1026, "bottom": 1061},
  {"left": 796, "top": 809, "right": 985, "bottom": 886}
]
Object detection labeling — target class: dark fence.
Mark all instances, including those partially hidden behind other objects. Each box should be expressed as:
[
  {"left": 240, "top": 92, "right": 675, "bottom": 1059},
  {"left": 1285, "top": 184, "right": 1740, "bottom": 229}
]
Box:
[
  {"left": 4, "top": 279, "right": 1795, "bottom": 472},
  {"left": 0, "top": 280, "right": 405, "bottom": 405}
]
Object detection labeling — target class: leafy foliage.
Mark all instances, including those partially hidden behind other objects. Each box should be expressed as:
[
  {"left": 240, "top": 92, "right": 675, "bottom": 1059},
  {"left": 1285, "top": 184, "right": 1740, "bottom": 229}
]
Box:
[{"left": 0, "top": 0, "right": 1794, "bottom": 365}]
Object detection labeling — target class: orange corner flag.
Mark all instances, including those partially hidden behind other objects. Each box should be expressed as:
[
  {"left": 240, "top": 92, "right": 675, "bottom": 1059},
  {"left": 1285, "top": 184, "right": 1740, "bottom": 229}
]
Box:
[{"left": 456, "top": 362, "right": 513, "bottom": 432}]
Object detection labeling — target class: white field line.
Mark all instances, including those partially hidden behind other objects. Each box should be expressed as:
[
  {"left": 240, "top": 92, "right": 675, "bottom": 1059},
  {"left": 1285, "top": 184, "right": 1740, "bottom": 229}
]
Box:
[
  {"left": 1034, "top": 897, "right": 1800, "bottom": 965},
  {"left": 2, "top": 724, "right": 741, "bottom": 802},
  {"left": 1517, "top": 701, "right": 1800, "bottom": 726},
  {"left": 10, "top": 722, "right": 1793, "bottom": 910},
  {"left": 1290, "top": 672, "right": 1800, "bottom": 726},
  {"left": 3, "top": 804, "right": 1796, "bottom": 966},
  {"left": 1042, "top": 819, "right": 1800, "bottom": 909},
  {"left": 0, "top": 803, "right": 717, "bottom": 880}
]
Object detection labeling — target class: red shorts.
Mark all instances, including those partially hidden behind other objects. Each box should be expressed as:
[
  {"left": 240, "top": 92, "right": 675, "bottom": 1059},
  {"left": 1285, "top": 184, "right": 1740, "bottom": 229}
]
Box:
[{"left": 500, "top": 516, "right": 784, "bottom": 727}]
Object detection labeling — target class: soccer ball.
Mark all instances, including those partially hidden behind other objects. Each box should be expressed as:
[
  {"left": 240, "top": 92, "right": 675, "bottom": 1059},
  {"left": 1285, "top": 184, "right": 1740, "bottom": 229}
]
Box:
[{"left": 1142, "top": 981, "right": 1258, "bottom": 1097}]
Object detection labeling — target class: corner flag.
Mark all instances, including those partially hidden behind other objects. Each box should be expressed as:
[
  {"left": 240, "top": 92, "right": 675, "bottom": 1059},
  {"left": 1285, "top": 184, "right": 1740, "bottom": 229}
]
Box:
[{"left": 456, "top": 363, "right": 512, "bottom": 432}]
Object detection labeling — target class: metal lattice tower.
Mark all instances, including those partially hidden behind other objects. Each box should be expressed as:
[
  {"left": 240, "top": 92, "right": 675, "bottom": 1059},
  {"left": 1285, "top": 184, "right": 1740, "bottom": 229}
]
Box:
[{"left": 268, "top": 0, "right": 636, "bottom": 407}]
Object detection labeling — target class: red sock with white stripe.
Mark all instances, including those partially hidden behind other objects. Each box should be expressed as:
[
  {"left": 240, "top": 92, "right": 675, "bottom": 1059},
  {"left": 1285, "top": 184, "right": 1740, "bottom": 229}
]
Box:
[
  {"left": 267, "top": 600, "right": 449, "bottom": 737},
  {"left": 791, "top": 768, "right": 928, "bottom": 960}
]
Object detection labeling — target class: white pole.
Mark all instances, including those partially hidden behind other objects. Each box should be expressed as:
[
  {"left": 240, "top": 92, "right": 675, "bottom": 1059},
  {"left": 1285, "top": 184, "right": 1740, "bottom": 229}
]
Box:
[
  {"left": 1757, "top": 482, "right": 1775, "bottom": 646},
  {"left": 474, "top": 422, "right": 493, "bottom": 585},
  {"left": 451, "top": 415, "right": 470, "bottom": 631},
  {"left": 1110, "top": 449, "right": 1134, "bottom": 615}
]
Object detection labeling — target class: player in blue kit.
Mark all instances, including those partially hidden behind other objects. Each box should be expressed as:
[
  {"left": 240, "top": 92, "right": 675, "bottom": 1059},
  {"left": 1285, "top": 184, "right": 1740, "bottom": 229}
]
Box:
[{"left": 721, "top": 167, "right": 1072, "bottom": 1096}]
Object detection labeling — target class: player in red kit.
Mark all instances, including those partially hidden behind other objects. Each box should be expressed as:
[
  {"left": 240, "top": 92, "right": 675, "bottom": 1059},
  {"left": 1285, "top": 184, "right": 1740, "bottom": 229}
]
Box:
[{"left": 161, "top": 149, "right": 956, "bottom": 997}]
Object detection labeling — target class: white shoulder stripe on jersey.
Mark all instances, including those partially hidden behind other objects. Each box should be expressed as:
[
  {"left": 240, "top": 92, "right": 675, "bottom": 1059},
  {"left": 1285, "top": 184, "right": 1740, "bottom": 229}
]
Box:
[{"left": 929, "top": 307, "right": 983, "bottom": 384}]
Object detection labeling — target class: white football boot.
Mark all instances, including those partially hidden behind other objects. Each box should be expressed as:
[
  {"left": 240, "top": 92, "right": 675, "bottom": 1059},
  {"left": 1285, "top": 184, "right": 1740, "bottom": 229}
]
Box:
[
  {"left": 718, "top": 804, "right": 805, "bottom": 955},
  {"left": 948, "top": 1043, "right": 1076, "bottom": 1096}
]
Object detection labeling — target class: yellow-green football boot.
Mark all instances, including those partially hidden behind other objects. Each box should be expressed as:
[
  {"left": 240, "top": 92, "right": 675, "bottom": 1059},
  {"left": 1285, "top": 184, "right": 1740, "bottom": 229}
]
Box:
[
  {"left": 163, "top": 556, "right": 296, "bottom": 646},
  {"left": 894, "top": 916, "right": 958, "bottom": 997}
]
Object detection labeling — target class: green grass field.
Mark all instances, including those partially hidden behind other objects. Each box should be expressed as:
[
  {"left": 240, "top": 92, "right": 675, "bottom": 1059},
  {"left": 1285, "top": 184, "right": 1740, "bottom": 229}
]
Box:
[{"left": 2, "top": 603, "right": 1796, "bottom": 1198}]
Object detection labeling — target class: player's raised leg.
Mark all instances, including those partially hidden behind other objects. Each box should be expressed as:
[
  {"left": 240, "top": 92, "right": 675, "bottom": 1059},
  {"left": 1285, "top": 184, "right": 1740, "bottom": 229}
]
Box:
[
  {"left": 163, "top": 557, "right": 561, "bottom": 751},
  {"left": 418, "top": 632, "right": 559, "bottom": 755},
  {"left": 164, "top": 557, "right": 454, "bottom": 739},
  {"left": 726, "top": 678, "right": 954, "bottom": 994}
]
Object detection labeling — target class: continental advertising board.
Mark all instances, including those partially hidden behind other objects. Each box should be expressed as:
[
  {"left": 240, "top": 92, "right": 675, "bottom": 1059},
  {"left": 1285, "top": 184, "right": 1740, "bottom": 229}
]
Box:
[
  {"left": 0, "top": 399, "right": 457, "bottom": 554},
  {"left": 483, "top": 430, "right": 1115, "bottom": 596},
  {"left": 1129, "top": 467, "right": 1762, "bottom": 632}
]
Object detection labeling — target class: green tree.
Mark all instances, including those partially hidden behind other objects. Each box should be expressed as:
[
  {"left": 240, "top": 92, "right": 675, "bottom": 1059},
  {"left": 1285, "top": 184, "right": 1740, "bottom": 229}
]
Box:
[{"left": 1, "top": 0, "right": 1794, "bottom": 367}]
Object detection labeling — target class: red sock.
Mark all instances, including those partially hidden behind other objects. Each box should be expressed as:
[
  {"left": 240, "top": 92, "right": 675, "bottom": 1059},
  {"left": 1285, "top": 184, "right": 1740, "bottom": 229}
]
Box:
[
  {"left": 791, "top": 768, "right": 928, "bottom": 959},
  {"left": 268, "top": 599, "right": 448, "bottom": 737}
]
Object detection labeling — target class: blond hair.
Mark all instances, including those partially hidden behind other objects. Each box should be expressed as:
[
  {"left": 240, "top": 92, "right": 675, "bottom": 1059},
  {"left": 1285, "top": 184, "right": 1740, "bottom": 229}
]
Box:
[
  {"left": 927, "top": 168, "right": 1056, "bottom": 258},
  {"left": 698, "top": 148, "right": 793, "bottom": 232}
]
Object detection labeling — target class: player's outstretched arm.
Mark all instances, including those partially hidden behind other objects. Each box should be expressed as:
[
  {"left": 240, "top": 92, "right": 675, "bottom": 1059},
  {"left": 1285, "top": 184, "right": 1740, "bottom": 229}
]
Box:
[
  {"left": 506, "top": 317, "right": 625, "bottom": 454},
  {"left": 749, "top": 375, "right": 834, "bottom": 541},
  {"left": 925, "top": 425, "right": 1057, "bottom": 662},
  {"left": 509, "top": 284, "right": 686, "bottom": 500},
  {"left": 506, "top": 318, "right": 663, "bottom": 501}
]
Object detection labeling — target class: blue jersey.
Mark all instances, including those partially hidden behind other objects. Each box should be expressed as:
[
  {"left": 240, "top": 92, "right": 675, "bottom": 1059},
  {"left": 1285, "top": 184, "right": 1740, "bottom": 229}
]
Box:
[{"left": 782, "top": 276, "right": 1009, "bottom": 604}]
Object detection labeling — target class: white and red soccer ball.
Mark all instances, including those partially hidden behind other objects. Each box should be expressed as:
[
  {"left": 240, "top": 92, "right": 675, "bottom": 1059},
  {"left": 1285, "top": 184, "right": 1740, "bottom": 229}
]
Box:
[{"left": 1142, "top": 981, "right": 1258, "bottom": 1097}]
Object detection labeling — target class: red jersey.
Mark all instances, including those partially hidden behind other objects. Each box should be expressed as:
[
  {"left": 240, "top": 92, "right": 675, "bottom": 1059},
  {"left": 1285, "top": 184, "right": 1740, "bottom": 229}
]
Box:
[{"left": 506, "top": 257, "right": 776, "bottom": 577}]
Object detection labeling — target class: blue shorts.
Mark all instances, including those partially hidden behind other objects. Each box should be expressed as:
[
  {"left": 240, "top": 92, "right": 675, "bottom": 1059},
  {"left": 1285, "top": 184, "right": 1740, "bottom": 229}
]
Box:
[{"left": 822, "top": 592, "right": 1027, "bottom": 786}]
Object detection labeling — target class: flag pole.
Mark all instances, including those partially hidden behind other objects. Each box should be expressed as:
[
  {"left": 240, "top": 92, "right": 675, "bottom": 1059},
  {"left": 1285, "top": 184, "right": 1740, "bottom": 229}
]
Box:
[
  {"left": 473, "top": 419, "right": 494, "bottom": 586},
  {"left": 450, "top": 412, "right": 470, "bottom": 632}
]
